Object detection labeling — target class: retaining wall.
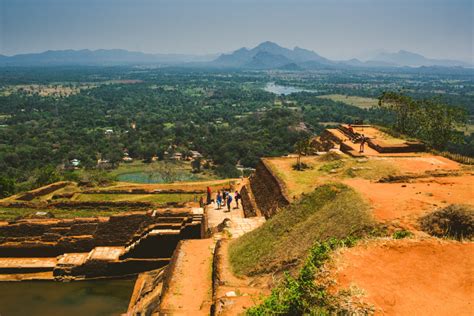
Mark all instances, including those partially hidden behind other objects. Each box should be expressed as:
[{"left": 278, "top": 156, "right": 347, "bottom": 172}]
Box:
[
  {"left": 244, "top": 159, "right": 290, "bottom": 218},
  {"left": 0, "top": 210, "right": 201, "bottom": 257}
]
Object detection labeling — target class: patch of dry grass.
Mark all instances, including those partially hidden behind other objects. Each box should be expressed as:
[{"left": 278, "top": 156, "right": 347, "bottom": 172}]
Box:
[{"left": 264, "top": 156, "right": 400, "bottom": 199}]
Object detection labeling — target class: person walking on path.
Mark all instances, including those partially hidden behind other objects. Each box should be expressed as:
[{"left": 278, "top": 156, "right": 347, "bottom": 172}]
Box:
[
  {"left": 226, "top": 194, "right": 233, "bottom": 212},
  {"left": 216, "top": 191, "right": 222, "bottom": 210},
  {"left": 359, "top": 134, "right": 367, "bottom": 153},
  {"left": 234, "top": 191, "right": 241, "bottom": 209},
  {"left": 206, "top": 186, "right": 212, "bottom": 205}
]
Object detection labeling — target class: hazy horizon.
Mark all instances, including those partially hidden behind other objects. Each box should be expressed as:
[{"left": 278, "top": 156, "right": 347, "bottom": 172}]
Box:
[{"left": 1, "top": 0, "right": 472, "bottom": 62}]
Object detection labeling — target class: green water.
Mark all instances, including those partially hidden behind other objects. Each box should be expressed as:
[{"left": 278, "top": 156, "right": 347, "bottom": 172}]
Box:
[
  {"left": 117, "top": 171, "right": 203, "bottom": 183},
  {"left": 0, "top": 278, "right": 135, "bottom": 316}
]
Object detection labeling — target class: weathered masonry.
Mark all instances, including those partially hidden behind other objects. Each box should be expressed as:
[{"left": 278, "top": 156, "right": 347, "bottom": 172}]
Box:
[{"left": 0, "top": 208, "right": 204, "bottom": 278}]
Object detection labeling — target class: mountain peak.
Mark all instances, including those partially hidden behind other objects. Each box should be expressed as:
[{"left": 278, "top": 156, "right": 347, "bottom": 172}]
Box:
[{"left": 255, "top": 41, "right": 282, "bottom": 49}]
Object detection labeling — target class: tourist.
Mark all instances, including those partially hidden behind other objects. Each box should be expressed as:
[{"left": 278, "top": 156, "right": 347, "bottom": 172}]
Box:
[
  {"left": 226, "top": 194, "right": 233, "bottom": 212},
  {"left": 216, "top": 191, "right": 222, "bottom": 209},
  {"left": 199, "top": 196, "right": 204, "bottom": 208},
  {"left": 234, "top": 191, "right": 241, "bottom": 208},
  {"left": 206, "top": 186, "right": 211, "bottom": 205},
  {"left": 359, "top": 134, "right": 367, "bottom": 153}
]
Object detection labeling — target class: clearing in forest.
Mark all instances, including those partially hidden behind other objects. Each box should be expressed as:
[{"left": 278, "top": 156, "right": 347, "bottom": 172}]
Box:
[{"left": 317, "top": 94, "right": 379, "bottom": 109}]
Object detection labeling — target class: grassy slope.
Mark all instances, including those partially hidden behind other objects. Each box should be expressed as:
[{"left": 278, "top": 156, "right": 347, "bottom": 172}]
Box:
[{"left": 229, "top": 183, "right": 374, "bottom": 276}]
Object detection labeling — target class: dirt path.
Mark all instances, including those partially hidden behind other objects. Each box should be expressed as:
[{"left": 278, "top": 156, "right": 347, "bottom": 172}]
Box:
[
  {"left": 332, "top": 239, "right": 474, "bottom": 315},
  {"left": 214, "top": 240, "right": 271, "bottom": 315},
  {"left": 159, "top": 239, "right": 215, "bottom": 315}
]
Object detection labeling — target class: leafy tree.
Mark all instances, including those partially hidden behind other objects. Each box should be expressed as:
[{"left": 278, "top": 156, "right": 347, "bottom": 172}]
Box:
[
  {"left": 378, "top": 92, "right": 467, "bottom": 150},
  {"left": 0, "top": 176, "right": 15, "bottom": 198}
]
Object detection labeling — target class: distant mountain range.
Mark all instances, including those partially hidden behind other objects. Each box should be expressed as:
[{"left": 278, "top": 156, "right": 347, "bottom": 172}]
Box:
[
  {"left": 0, "top": 42, "right": 471, "bottom": 69},
  {"left": 0, "top": 49, "right": 217, "bottom": 66},
  {"left": 210, "top": 42, "right": 472, "bottom": 69}
]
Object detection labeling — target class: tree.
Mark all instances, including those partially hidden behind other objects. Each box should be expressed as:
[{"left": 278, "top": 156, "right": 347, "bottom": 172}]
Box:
[
  {"left": 191, "top": 158, "right": 202, "bottom": 173},
  {"left": 0, "top": 177, "right": 15, "bottom": 198},
  {"left": 35, "top": 166, "right": 60, "bottom": 187},
  {"left": 294, "top": 138, "right": 312, "bottom": 171},
  {"left": 378, "top": 92, "right": 467, "bottom": 150},
  {"left": 378, "top": 91, "right": 418, "bottom": 134}
]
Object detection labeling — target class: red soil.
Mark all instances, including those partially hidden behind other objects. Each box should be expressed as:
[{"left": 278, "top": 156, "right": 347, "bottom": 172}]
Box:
[
  {"left": 344, "top": 175, "right": 474, "bottom": 229},
  {"left": 380, "top": 155, "right": 461, "bottom": 173},
  {"left": 159, "top": 239, "right": 214, "bottom": 315},
  {"left": 333, "top": 239, "right": 474, "bottom": 315}
]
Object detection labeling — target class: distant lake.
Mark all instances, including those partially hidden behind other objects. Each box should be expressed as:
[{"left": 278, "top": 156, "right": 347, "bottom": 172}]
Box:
[{"left": 264, "top": 82, "right": 314, "bottom": 95}]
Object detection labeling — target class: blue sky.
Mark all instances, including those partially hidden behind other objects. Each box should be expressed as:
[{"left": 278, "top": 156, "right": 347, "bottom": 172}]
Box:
[{"left": 1, "top": 0, "right": 472, "bottom": 62}]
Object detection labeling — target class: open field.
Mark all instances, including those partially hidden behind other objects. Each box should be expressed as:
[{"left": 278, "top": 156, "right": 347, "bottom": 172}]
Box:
[
  {"left": 264, "top": 155, "right": 399, "bottom": 199},
  {"left": 317, "top": 94, "right": 379, "bottom": 109},
  {"left": 265, "top": 153, "right": 464, "bottom": 200},
  {"left": 73, "top": 193, "right": 199, "bottom": 204},
  {"left": 0, "top": 84, "right": 97, "bottom": 97},
  {"left": 343, "top": 175, "right": 474, "bottom": 227}
]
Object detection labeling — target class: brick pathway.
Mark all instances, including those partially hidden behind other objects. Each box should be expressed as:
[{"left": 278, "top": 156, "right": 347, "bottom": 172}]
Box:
[{"left": 206, "top": 191, "right": 266, "bottom": 239}]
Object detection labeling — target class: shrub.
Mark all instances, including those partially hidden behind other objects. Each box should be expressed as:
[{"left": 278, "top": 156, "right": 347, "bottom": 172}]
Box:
[
  {"left": 420, "top": 204, "right": 474, "bottom": 240},
  {"left": 247, "top": 238, "right": 359, "bottom": 315},
  {"left": 392, "top": 230, "right": 412, "bottom": 239},
  {"left": 319, "top": 151, "right": 343, "bottom": 162},
  {"left": 292, "top": 162, "right": 310, "bottom": 171}
]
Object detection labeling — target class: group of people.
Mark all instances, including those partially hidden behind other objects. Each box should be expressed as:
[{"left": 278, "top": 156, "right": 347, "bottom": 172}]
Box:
[{"left": 204, "top": 186, "right": 241, "bottom": 212}]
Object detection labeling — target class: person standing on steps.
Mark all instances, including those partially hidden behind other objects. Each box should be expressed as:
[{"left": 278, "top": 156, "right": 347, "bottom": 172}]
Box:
[
  {"left": 206, "top": 186, "right": 212, "bottom": 205},
  {"left": 216, "top": 191, "right": 222, "bottom": 210},
  {"left": 359, "top": 134, "right": 367, "bottom": 153},
  {"left": 226, "top": 193, "right": 233, "bottom": 212},
  {"left": 234, "top": 190, "right": 241, "bottom": 209}
]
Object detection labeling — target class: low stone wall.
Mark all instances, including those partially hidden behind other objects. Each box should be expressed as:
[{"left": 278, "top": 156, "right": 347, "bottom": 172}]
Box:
[
  {"left": 82, "top": 189, "right": 204, "bottom": 194},
  {"left": 16, "top": 182, "right": 71, "bottom": 201},
  {"left": 368, "top": 139, "right": 425, "bottom": 153},
  {"left": 0, "top": 210, "right": 201, "bottom": 257},
  {"left": 246, "top": 159, "right": 290, "bottom": 218}
]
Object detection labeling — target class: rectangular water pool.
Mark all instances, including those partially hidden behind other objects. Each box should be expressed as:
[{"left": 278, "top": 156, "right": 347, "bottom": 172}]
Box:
[{"left": 0, "top": 278, "right": 136, "bottom": 316}]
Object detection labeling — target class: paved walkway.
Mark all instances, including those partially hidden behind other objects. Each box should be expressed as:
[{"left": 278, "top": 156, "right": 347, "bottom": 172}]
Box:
[{"left": 206, "top": 191, "right": 266, "bottom": 239}]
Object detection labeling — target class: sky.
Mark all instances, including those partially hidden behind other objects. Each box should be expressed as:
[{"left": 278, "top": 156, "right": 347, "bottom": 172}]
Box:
[{"left": 0, "top": 0, "right": 472, "bottom": 62}]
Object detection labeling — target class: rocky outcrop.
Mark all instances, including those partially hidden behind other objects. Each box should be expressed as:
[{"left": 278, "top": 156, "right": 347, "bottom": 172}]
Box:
[{"left": 242, "top": 159, "right": 289, "bottom": 219}]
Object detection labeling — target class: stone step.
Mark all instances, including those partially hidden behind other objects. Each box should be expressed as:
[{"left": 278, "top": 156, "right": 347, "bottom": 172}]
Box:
[{"left": 0, "top": 257, "right": 57, "bottom": 273}]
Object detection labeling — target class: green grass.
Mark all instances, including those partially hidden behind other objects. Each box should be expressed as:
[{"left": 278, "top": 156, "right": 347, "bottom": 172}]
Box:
[
  {"left": 317, "top": 94, "right": 378, "bottom": 109},
  {"left": 247, "top": 238, "right": 363, "bottom": 315},
  {"left": 74, "top": 193, "right": 199, "bottom": 204},
  {"left": 0, "top": 207, "right": 122, "bottom": 220},
  {"left": 228, "top": 184, "right": 374, "bottom": 276}
]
